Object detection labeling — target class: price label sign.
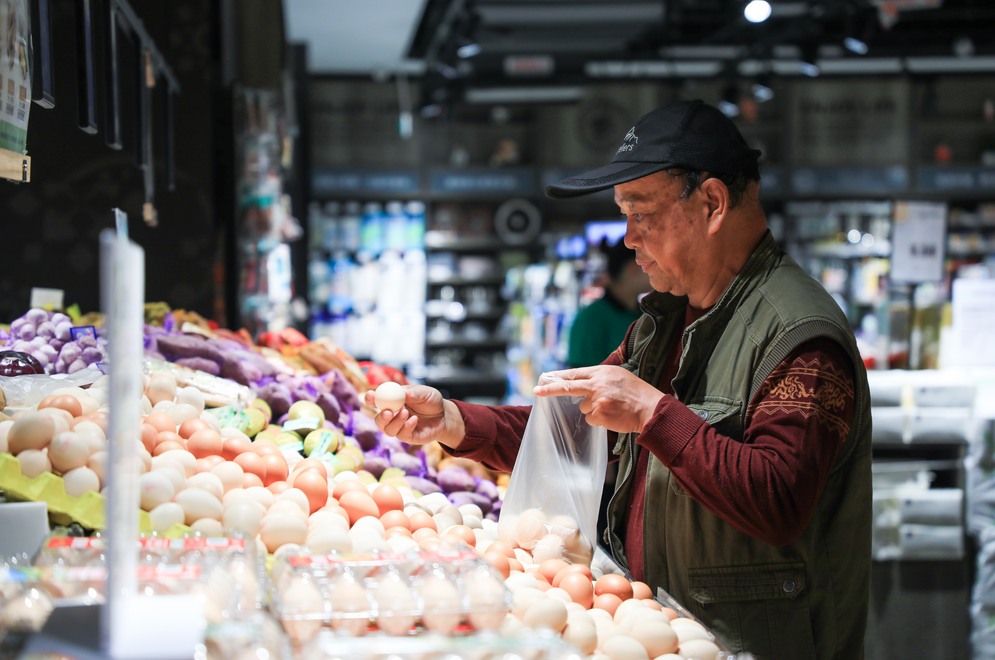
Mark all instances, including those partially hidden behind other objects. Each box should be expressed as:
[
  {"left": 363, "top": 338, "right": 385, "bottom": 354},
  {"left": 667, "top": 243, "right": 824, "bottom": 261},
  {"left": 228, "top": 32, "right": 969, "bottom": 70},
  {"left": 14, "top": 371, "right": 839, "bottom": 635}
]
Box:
[{"left": 891, "top": 201, "right": 947, "bottom": 283}]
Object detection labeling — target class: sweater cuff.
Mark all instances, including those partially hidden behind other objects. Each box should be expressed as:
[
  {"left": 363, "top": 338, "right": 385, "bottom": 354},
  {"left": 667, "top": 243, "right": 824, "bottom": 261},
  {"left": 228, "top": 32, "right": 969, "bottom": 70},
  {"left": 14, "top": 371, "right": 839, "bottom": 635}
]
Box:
[
  {"left": 637, "top": 395, "right": 706, "bottom": 465},
  {"left": 442, "top": 400, "right": 496, "bottom": 462}
]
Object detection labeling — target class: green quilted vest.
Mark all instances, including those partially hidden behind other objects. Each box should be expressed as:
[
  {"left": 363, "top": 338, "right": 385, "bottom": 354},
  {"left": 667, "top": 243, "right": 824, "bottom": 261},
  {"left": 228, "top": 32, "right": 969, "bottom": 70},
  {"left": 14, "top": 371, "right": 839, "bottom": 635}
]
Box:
[{"left": 605, "top": 231, "right": 872, "bottom": 660}]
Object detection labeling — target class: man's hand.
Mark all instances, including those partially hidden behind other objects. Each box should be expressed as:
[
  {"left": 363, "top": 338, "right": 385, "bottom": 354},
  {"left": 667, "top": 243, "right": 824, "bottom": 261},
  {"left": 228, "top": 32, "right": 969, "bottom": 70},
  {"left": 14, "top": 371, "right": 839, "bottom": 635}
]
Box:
[
  {"left": 533, "top": 365, "right": 665, "bottom": 435},
  {"left": 364, "top": 385, "right": 466, "bottom": 450}
]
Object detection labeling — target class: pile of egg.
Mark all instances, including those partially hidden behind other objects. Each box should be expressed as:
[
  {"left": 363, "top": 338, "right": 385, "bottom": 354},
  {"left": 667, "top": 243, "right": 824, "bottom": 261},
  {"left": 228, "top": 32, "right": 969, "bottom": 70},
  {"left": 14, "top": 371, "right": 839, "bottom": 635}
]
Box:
[
  {"left": 494, "top": 566, "right": 721, "bottom": 660},
  {"left": 498, "top": 507, "right": 594, "bottom": 566}
]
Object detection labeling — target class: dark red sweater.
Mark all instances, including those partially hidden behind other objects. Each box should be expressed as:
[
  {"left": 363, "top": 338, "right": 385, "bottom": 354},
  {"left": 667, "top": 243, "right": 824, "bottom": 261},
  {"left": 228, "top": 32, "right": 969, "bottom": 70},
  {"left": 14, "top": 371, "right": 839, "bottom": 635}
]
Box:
[{"left": 446, "top": 308, "right": 855, "bottom": 578}]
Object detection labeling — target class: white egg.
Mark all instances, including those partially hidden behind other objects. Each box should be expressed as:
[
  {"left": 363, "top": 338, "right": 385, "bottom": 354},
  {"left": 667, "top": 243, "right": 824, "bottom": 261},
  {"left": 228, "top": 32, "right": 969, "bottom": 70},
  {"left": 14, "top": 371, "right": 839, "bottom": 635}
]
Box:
[
  {"left": 601, "top": 635, "right": 649, "bottom": 660},
  {"left": 63, "top": 466, "right": 100, "bottom": 497},
  {"left": 308, "top": 510, "right": 349, "bottom": 530},
  {"left": 185, "top": 473, "right": 224, "bottom": 500},
  {"left": 48, "top": 432, "right": 90, "bottom": 473},
  {"left": 157, "top": 449, "right": 196, "bottom": 477},
  {"left": 276, "top": 488, "right": 310, "bottom": 516},
  {"left": 210, "top": 462, "right": 244, "bottom": 493},
  {"left": 464, "top": 573, "right": 509, "bottom": 631},
  {"left": 280, "top": 577, "right": 325, "bottom": 644},
  {"left": 138, "top": 471, "right": 175, "bottom": 511},
  {"left": 374, "top": 577, "right": 417, "bottom": 635},
  {"left": 86, "top": 450, "right": 108, "bottom": 485},
  {"left": 151, "top": 465, "right": 185, "bottom": 493},
  {"left": 176, "top": 387, "right": 205, "bottom": 413},
  {"left": 304, "top": 526, "right": 352, "bottom": 554},
  {"left": 17, "top": 449, "right": 52, "bottom": 478},
  {"left": 677, "top": 639, "right": 720, "bottom": 660},
  {"left": 190, "top": 518, "right": 224, "bottom": 536},
  {"left": 260, "top": 515, "right": 308, "bottom": 553},
  {"left": 420, "top": 576, "right": 461, "bottom": 634},
  {"left": 329, "top": 578, "right": 370, "bottom": 636},
  {"left": 165, "top": 403, "right": 199, "bottom": 426},
  {"left": 222, "top": 501, "right": 263, "bottom": 537},
  {"left": 563, "top": 620, "right": 599, "bottom": 654},
  {"left": 145, "top": 374, "right": 177, "bottom": 406},
  {"left": 72, "top": 419, "right": 105, "bottom": 440},
  {"left": 244, "top": 486, "right": 274, "bottom": 510},
  {"left": 174, "top": 488, "right": 223, "bottom": 524},
  {"left": 373, "top": 381, "right": 405, "bottom": 413},
  {"left": 351, "top": 516, "right": 385, "bottom": 539},
  {"left": 523, "top": 598, "right": 568, "bottom": 633},
  {"left": 152, "top": 400, "right": 175, "bottom": 412}
]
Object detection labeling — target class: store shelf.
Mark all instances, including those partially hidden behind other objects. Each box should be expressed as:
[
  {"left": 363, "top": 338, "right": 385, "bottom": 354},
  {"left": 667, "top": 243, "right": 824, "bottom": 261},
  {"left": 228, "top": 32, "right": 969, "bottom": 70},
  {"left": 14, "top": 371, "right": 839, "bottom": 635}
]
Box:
[
  {"left": 425, "top": 338, "right": 508, "bottom": 349},
  {"left": 427, "top": 276, "right": 506, "bottom": 287},
  {"left": 426, "top": 309, "right": 506, "bottom": 321},
  {"left": 422, "top": 370, "right": 508, "bottom": 384},
  {"left": 424, "top": 234, "right": 511, "bottom": 251}
]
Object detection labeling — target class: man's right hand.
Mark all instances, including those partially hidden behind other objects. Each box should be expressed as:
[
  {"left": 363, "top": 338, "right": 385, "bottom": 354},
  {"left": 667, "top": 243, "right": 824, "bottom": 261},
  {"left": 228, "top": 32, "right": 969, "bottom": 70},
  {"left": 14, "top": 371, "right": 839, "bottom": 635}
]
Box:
[{"left": 364, "top": 384, "right": 466, "bottom": 450}]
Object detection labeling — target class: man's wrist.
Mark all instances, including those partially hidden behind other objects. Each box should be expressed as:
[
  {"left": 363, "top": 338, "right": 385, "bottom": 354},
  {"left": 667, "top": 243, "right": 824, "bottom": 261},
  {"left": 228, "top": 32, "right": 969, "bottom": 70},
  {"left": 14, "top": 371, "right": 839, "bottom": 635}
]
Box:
[
  {"left": 639, "top": 391, "right": 667, "bottom": 434},
  {"left": 439, "top": 399, "right": 466, "bottom": 451}
]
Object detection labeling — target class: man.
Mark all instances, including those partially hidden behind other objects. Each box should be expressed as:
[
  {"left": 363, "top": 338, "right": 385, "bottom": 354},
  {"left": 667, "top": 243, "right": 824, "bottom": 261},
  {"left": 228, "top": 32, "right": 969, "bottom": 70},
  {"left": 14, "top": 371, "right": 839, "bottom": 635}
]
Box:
[
  {"left": 568, "top": 238, "right": 651, "bottom": 368},
  {"left": 368, "top": 100, "right": 872, "bottom": 659}
]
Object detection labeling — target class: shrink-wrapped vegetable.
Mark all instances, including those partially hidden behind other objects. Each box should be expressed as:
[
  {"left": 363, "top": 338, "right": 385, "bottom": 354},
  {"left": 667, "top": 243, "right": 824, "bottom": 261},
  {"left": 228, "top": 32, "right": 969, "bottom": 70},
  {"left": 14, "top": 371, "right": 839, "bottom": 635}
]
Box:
[
  {"left": 175, "top": 357, "right": 221, "bottom": 376},
  {"left": 448, "top": 491, "right": 493, "bottom": 515},
  {"left": 156, "top": 334, "right": 224, "bottom": 364},
  {"left": 437, "top": 467, "right": 476, "bottom": 493},
  {"left": 404, "top": 476, "right": 441, "bottom": 495},
  {"left": 389, "top": 452, "right": 423, "bottom": 477}
]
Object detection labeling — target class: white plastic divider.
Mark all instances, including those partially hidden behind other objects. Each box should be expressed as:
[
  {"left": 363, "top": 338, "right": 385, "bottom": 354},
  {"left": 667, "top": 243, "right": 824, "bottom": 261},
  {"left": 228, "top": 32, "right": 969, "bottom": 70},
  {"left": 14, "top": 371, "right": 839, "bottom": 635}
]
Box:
[{"left": 99, "top": 221, "right": 204, "bottom": 659}]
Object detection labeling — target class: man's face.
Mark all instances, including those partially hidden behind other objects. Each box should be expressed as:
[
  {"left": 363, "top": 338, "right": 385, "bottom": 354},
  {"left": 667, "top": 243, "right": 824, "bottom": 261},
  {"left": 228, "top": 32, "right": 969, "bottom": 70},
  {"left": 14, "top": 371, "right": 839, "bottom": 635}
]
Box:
[{"left": 615, "top": 171, "right": 708, "bottom": 297}]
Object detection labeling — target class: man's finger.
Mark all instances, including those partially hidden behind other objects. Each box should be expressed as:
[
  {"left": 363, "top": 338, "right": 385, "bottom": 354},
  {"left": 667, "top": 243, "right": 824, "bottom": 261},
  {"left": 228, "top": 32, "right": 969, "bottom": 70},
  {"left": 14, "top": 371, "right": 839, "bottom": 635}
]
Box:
[
  {"left": 382, "top": 408, "right": 410, "bottom": 437},
  {"left": 541, "top": 366, "right": 601, "bottom": 382},
  {"left": 533, "top": 378, "right": 595, "bottom": 398}
]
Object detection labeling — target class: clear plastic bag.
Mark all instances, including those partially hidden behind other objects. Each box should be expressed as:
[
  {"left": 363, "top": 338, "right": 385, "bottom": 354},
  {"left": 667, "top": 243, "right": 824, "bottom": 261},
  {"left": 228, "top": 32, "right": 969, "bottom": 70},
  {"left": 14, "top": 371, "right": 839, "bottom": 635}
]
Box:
[{"left": 497, "top": 373, "right": 608, "bottom": 566}]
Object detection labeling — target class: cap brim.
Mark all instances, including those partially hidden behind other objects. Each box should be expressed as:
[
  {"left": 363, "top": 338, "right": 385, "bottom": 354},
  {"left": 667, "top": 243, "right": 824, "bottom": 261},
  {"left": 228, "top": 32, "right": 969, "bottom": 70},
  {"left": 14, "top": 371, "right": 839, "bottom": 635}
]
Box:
[{"left": 544, "top": 161, "right": 674, "bottom": 200}]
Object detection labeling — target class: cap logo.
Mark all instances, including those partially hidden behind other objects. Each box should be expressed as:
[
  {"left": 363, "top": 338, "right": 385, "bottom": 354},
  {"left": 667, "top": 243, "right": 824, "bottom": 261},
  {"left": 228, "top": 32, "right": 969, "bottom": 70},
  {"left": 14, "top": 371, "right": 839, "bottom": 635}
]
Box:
[{"left": 617, "top": 126, "right": 638, "bottom": 154}]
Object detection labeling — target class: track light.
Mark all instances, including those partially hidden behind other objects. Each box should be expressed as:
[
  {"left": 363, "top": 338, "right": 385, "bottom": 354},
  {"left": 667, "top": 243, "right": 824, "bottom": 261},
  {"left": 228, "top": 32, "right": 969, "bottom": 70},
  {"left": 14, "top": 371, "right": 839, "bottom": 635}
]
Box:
[
  {"left": 844, "top": 37, "right": 868, "bottom": 55},
  {"left": 752, "top": 83, "right": 774, "bottom": 102},
  {"left": 457, "top": 43, "right": 481, "bottom": 59},
  {"left": 744, "top": 0, "right": 771, "bottom": 23}
]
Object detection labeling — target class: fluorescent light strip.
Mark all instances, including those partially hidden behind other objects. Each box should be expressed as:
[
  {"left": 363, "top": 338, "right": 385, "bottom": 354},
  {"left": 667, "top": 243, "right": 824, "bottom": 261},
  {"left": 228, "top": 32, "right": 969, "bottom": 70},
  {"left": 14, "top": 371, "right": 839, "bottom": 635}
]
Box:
[
  {"left": 906, "top": 56, "right": 995, "bottom": 72},
  {"left": 464, "top": 86, "right": 584, "bottom": 104}
]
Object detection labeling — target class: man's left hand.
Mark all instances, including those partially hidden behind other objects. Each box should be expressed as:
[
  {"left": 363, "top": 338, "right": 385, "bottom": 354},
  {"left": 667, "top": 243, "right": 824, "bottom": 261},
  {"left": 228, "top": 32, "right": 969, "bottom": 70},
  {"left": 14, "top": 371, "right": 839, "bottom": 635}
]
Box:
[{"left": 533, "top": 365, "right": 665, "bottom": 434}]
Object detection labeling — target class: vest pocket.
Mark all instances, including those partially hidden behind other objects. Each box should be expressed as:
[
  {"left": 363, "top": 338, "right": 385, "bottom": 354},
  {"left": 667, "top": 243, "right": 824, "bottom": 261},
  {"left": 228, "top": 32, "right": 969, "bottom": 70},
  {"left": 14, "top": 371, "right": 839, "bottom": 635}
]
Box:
[
  {"left": 670, "top": 400, "right": 741, "bottom": 497},
  {"left": 686, "top": 563, "right": 817, "bottom": 660}
]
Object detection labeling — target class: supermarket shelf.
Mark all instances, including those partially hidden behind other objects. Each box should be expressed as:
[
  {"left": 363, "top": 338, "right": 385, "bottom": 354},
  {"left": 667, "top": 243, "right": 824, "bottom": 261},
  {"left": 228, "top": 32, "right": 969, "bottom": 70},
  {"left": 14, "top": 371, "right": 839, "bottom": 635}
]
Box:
[
  {"left": 425, "top": 338, "right": 508, "bottom": 349},
  {"left": 422, "top": 370, "right": 507, "bottom": 384},
  {"left": 424, "top": 234, "right": 511, "bottom": 251},
  {"left": 427, "top": 276, "right": 506, "bottom": 287},
  {"left": 426, "top": 309, "right": 506, "bottom": 321}
]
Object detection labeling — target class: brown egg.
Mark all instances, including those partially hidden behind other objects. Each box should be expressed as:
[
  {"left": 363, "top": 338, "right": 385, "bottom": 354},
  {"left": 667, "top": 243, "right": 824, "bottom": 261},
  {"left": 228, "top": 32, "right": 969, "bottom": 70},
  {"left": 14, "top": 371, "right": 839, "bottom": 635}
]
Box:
[
  {"left": 417, "top": 537, "right": 441, "bottom": 551},
  {"left": 661, "top": 607, "right": 679, "bottom": 621},
  {"left": 539, "top": 559, "right": 569, "bottom": 584},
  {"left": 152, "top": 440, "right": 185, "bottom": 456},
  {"left": 535, "top": 581, "right": 552, "bottom": 592},
  {"left": 371, "top": 484, "right": 403, "bottom": 516},
  {"left": 186, "top": 429, "right": 223, "bottom": 459},
  {"left": 251, "top": 439, "right": 280, "bottom": 456},
  {"left": 267, "top": 480, "right": 290, "bottom": 495},
  {"left": 595, "top": 574, "right": 634, "bottom": 601},
  {"left": 139, "top": 424, "right": 157, "bottom": 453},
  {"left": 234, "top": 452, "right": 267, "bottom": 481},
  {"left": 195, "top": 458, "right": 218, "bottom": 473},
  {"left": 7, "top": 413, "right": 57, "bottom": 454},
  {"left": 447, "top": 525, "right": 476, "bottom": 547},
  {"left": 593, "top": 593, "right": 623, "bottom": 617},
  {"left": 483, "top": 550, "right": 511, "bottom": 578},
  {"left": 178, "top": 418, "right": 211, "bottom": 439},
  {"left": 293, "top": 470, "right": 329, "bottom": 514},
  {"left": 488, "top": 541, "right": 516, "bottom": 559},
  {"left": 408, "top": 511, "right": 437, "bottom": 532},
  {"left": 528, "top": 569, "right": 550, "bottom": 584},
  {"left": 338, "top": 490, "right": 379, "bottom": 524},
  {"left": 221, "top": 436, "right": 252, "bottom": 461},
  {"left": 154, "top": 431, "right": 184, "bottom": 449},
  {"left": 631, "top": 581, "right": 653, "bottom": 600},
  {"left": 559, "top": 571, "right": 595, "bottom": 609},
  {"left": 385, "top": 526, "right": 412, "bottom": 540},
  {"left": 331, "top": 479, "right": 366, "bottom": 500},
  {"left": 380, "top": 510, "right": 410, "bottom": 531},
  {"left": 553, "top": 564, "right": 594, "bottom": 587},
  {"left": 242, "top": 472, "right": 264, "bottom": 488},
  {"left": 40, "top": 394, "right": 83, "bottom": 418},
  {"left": 411, "top": 527, "right": 438, "bottom": 543},
  {"left": 262, "top": 453, "right": 289, "bottom": 485},
  {"left": 508, "top": 558, "right": 524, "bottom": 572},
  {"left": 292, "top": 458, "right": 329, "bottom": 480},
  {"left": 144, "top": 412, "right": 176, "bottom": 434},
  {"left": 641, "top": 599, "right": 662, "bottom": 611}
]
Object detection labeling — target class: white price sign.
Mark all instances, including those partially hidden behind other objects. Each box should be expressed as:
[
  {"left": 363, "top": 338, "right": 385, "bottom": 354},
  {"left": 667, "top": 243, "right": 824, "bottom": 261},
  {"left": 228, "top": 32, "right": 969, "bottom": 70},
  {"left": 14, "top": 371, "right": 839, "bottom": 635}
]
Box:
[{"left": 891, "top": 201, "right": 947, "bottom": 283}]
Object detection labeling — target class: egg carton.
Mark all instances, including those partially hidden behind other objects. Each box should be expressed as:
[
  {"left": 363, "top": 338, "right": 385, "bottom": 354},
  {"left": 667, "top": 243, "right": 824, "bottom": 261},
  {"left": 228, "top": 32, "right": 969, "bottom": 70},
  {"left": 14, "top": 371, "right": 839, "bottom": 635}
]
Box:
[
  {"left": 297, "top": 628, "right": 578, "bottom": 660},
  {"left": 268, "top": 546, "right": 511, "bottom": 643}
]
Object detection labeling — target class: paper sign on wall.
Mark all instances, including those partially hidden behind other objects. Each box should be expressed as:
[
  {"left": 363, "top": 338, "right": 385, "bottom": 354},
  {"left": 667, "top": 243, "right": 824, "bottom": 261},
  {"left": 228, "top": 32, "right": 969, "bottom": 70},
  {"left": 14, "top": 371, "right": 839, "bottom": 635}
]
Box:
[
  {"left": 951, "top": 278, "right": 995, "bottom": 367},
  {"left": 891, "top": 201, "right": 947, "bottom": 283}
]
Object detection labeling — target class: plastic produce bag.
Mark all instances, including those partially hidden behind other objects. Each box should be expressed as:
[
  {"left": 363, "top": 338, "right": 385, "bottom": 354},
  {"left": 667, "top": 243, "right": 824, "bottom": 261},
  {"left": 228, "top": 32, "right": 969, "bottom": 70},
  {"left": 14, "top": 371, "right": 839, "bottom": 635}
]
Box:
[
  {"left": 0, "top": 368, "right": 103, "bottom": 411},
  {"left": 498, "top": 373, "right": 607, "bottom": 566}
]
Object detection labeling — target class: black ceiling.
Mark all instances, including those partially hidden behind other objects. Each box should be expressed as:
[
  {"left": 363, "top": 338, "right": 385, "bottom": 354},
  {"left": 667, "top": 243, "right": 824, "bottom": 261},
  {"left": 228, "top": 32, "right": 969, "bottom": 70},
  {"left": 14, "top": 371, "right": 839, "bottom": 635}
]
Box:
[{"left": 409, "top": 0, "right": 995, "bottom": 89}]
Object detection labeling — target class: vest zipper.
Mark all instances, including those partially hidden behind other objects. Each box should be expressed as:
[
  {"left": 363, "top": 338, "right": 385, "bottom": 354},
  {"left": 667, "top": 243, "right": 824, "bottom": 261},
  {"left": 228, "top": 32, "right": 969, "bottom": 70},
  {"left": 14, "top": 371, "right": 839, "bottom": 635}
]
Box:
[{"left": 606, "top": 316, "right": 657, "bottom": 571}]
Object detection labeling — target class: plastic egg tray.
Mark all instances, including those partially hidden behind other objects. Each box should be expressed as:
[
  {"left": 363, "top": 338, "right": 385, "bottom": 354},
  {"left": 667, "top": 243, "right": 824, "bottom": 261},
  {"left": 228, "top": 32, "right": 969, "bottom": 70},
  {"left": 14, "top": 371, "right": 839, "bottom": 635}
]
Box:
[
  {"left": 298, "top": 628, "right": 580, "bottom": 660},
  {"left": 268, "top": 546, "right": 512, "bottom": 641},
  {"left": 0, "top": 536, "right": 266, "bottom": 623}
]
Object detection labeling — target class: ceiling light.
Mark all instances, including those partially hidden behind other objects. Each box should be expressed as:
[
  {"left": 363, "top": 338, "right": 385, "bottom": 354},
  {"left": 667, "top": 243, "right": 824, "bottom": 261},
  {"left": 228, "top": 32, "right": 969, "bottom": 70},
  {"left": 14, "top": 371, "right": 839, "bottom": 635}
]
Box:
[
  {"left": 752, "top": 83, "right": 774, "bottom": 102},
  {"left": 800, "top": 62, "right": 820, "bottom": 77},
  {"left": 848, "top": 229, "right": 861, "bottom": 244},
  {"left": 953, "top": 36, "right": 975, "bottom": 58},
  {"left": 718, "top": 101, "right": 740, "bottom": 117},
  {"left": 744, "top": 1, "right": 772, "bottom": 23},
  {"left": 457, "top": 43, "right": 481, "bottom": 59},
  {"left": 844, "top": 38, "right": 868, "bottom": 55},
  {"left": 419, "top": 104, "right": 442, "bottom": 118}
]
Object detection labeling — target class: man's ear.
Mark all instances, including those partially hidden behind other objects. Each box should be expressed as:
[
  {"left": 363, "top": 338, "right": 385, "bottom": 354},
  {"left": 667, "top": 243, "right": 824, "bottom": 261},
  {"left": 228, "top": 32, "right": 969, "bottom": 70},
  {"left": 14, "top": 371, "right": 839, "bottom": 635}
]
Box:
[{"left": 699, "top": 176, "right": 729, "bottom": 235}]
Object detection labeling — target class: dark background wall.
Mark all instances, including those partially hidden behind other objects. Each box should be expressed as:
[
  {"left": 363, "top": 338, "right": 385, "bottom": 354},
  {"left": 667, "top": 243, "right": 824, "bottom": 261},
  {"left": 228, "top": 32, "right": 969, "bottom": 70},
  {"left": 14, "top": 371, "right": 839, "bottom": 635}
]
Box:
[{"left": 0, "top": 0, "right": 221, "bottom": 323}]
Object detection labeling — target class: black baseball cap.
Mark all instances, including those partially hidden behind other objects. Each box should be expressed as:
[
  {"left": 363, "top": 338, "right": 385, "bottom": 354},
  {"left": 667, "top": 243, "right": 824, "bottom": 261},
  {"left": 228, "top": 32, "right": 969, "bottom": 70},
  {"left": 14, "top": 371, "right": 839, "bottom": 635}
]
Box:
[{"left": 545, "top": 99, "right": 762, "bottom": 199}]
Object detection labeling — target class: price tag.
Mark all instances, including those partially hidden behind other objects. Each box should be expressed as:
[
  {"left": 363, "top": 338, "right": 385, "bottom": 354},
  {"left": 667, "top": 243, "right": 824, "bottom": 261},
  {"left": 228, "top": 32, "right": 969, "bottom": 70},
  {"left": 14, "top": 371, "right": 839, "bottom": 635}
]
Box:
[{"left": 891, "top": 201, "right": 946, "bottom": 283}]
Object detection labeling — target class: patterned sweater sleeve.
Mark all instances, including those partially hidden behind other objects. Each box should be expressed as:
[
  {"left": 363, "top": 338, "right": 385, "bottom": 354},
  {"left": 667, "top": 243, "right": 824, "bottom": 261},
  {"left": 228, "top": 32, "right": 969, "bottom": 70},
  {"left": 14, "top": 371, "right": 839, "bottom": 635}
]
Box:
[{"left": 635, "top": 337, "right": 856, "bottom": 546}]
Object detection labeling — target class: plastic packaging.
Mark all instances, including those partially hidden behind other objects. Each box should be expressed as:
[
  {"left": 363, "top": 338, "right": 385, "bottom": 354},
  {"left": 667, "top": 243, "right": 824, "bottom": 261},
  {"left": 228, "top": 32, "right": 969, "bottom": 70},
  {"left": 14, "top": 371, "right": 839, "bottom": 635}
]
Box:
[
  {"left": 497, "top": 373, "right": 607, "bottom": 565},
  {"left": 0, "top": 368, "right": 103, "bottom": 412},
  {"left": 269, "top": 546, "right": 511, "bottom": 644}
]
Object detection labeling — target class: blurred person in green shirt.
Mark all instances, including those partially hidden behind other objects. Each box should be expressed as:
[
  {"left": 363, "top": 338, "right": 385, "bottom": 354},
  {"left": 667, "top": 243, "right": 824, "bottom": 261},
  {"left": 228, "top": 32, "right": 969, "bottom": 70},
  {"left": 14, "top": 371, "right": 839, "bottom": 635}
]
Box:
[{"left": 567, "top": 238, "right": 651, "bottom": 368}]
